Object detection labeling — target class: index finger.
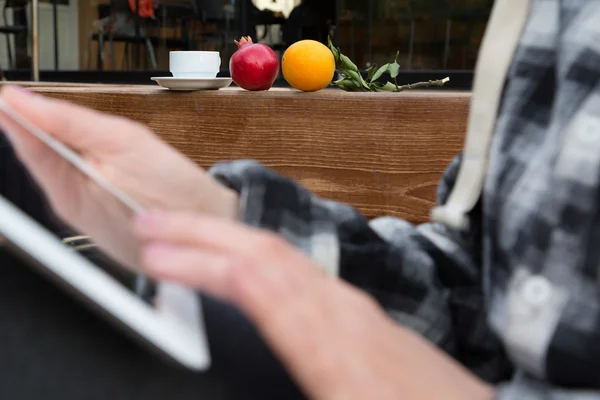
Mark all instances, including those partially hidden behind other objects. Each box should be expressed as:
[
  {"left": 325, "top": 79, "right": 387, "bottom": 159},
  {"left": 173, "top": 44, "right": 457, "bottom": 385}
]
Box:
[{"left": 133, "top": 211, "right": 316, "bottom": 272}]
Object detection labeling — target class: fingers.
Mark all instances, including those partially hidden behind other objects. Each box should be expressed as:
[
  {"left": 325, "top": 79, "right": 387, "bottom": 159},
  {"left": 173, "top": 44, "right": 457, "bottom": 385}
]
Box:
[
  {"left": 134, "top": 210, "right": 321, "bottom": 316},
  {"left": 133, "top": 210, "right": 331, "bottom": 340},
  {"left": 133, "top": 209, "right": 316, "bottom": 303},
  {"left": 141, "top": 244, "right": 238, "bottom": 300},
  {"left": 133, "top": 211, "right": 364, "bottom": 400},
  {"left": 133, "top": 211, "right": 311, "bottom": 270},
  {"left": 133, "top": 211, "right": 337, "bottom": 325},
  {"left": 0, "top": 85, "right": 144, "bottom": 154},
  {"left": 140, "top": 240, "right": 296, "bottom": 318},
  {"left": 136, "top": 217, "right": 326, "bottom": 349}
]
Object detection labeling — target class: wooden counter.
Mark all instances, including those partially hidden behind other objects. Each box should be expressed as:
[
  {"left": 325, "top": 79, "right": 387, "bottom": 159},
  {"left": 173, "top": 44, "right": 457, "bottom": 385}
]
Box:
[{"left": 22, "top": 85, "right": 470, "bottom": 223}]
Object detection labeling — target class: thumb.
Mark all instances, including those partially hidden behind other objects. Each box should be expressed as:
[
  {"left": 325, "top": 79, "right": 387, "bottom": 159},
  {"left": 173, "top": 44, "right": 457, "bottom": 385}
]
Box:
[
  {"left": 0, "top": 96, "right": 64, "bottom": 176},
  {"left": 0, "top": 85, "right": 140, "bottom": 154},
  {"left": 0, "top": 87, "right": 87, "bottom": 213}
]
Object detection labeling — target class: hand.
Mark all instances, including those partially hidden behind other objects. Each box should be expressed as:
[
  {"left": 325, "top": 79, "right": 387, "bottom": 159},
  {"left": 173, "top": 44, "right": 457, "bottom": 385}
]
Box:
[
  {"left": 0, "top": 86, "right": 238, "bottom": 270},
  {"left": 133, "top": 211, "right": 494, "bottom": 400}
]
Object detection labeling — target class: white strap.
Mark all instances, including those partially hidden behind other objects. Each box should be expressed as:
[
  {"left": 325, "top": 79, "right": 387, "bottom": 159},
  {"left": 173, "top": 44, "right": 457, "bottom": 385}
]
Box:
[{"left": 431, "top": 0, "right": 532, "bottom": 230}]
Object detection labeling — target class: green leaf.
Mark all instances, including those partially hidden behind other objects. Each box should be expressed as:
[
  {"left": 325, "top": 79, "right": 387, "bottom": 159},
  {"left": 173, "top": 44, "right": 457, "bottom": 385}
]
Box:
[
  {"left": 367, "top": 83, "right": 379, "bottom": 92},
  {"left": 327, "top": 36, "right": 339, "bottom": 60},
  {"left": 336, "top": 78, "right": 361, "bottom": 92},
  {"left": 340, "top": 54, "right": 359, "bottom": 72},
  {"left": 347, "top": 70, "right": 360, "bottom": 81},
  {"left": 388, "top": 62, "right": 400, "bottom": 79},
  {"left": 336, "top": 49, "right": 344, "bottom": 67},
  {"left": 379, "top": 82, "right": 398, "bottom": 92},
  {"left": 346, "top": 84, "right": 362, "bottom": 92},
  {"left": 359, "top": 75, "right": 372, "bottom": 90},
  {"left": 371, "top": 81, "right": 386, "bottom": 92},
  {"left": 346, "top": 71, "right": 365, "bottom": 89},
  {"left": 347, "top": 71, "right": 369, "bottom": 91},
  {"left": 366, "top": 64, "right": 377, "bottom": 81},
  {"left": 371, "top": 63, "right": 389, "bottom": 82}
]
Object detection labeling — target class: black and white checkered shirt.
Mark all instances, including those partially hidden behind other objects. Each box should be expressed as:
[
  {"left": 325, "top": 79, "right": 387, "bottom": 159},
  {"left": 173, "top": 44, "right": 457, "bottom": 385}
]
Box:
[{"left": 211, "top": 0, "right": 600, "bottom": 398}]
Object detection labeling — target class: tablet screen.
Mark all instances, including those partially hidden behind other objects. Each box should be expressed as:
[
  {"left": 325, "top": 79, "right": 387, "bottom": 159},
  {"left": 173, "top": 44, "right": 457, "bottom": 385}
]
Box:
[{"left": 61, "top": 235, "right": 156, "bottom": 303}]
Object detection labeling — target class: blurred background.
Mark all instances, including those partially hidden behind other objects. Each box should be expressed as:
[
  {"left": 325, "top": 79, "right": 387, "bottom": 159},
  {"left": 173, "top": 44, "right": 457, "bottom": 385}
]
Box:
[{"left": 0, "top": 0, "right": 492, "bottom": 84}]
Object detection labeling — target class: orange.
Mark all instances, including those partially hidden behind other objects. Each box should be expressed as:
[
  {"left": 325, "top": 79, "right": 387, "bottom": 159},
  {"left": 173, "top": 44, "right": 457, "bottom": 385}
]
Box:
[{"left": 282, "top": 40, "right": 336, "bottom": 92}]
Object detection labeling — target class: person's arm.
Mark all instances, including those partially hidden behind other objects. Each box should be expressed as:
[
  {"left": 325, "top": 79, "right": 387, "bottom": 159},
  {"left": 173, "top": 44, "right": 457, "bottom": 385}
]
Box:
[
  {"left": 209, "top": 154, "right": 510, "bottom": 382},
  {"left": 208, "top": 158, "right": 600, "bottom": 399},
  {"left": 131, "top": 152, "right": 600, "bottom": 399}
]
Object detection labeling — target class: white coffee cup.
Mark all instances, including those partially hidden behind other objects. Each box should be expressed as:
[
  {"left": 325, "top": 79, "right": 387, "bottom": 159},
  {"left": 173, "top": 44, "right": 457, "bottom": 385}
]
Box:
[{"left": 169, "top": 51, "right": 221, "bottom": 79}]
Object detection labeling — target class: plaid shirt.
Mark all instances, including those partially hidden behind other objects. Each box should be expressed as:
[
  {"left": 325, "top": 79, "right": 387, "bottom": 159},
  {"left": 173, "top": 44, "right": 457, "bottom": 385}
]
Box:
[{"left": 210, "top": 0, "right": 600, "bottom": 398}]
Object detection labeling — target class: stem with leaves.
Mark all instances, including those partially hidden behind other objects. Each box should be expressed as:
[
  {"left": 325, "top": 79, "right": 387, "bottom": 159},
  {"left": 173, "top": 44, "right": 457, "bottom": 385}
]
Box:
[{"left": 327, "top": 37, "right": 449, "bottom": 92}]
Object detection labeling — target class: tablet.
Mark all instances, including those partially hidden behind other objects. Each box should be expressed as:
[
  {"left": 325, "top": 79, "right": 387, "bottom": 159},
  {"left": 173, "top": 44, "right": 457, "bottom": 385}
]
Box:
[
  {"left": 0, "top": 97, "right": 211, "bottom": 371},
  {"left": 0, "top": 194, "right": 211, "bottom": 370}
]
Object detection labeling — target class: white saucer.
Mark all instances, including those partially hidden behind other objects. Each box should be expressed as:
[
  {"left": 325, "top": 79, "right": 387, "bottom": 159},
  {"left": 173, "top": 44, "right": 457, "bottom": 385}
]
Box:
[{"left": 151, "top": 77, "right": 233, "bottom": 91}]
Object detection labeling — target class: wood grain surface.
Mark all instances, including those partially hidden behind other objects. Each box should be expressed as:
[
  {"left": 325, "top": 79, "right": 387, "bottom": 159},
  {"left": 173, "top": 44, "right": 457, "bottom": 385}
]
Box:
[{"left": 14, "top": 84, "right": 470, "bottom": 223}]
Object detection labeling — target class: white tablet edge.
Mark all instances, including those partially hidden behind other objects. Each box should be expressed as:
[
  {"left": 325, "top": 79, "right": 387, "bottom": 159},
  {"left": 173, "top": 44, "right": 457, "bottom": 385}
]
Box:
[{"left": 0, "top": 194, "right": 211, "bottom": 370}]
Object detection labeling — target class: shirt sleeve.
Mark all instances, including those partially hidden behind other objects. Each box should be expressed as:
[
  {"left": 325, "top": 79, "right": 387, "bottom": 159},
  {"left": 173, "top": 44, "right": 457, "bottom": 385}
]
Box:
[
  {"left": 496, "top": 373, "right": 600, "bottom": 399},
  {"left": 209, "top": 155, "right": 512, "bottom": 383}
]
